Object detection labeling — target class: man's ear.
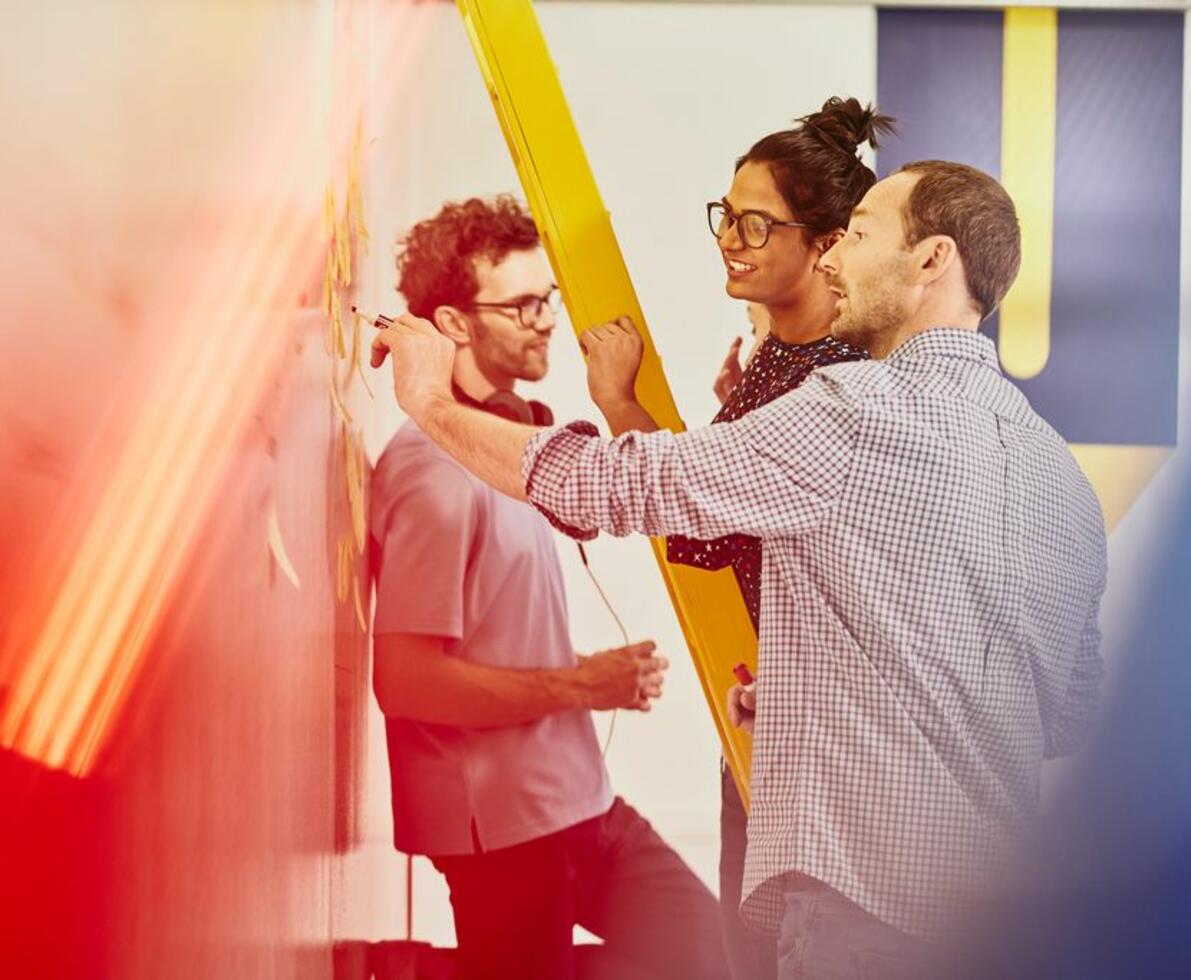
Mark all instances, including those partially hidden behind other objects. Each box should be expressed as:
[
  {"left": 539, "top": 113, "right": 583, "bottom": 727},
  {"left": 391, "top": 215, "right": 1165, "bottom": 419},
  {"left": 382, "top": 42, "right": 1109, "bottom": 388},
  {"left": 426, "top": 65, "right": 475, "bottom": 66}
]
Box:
[
  {"left": 432, "top": 306, "right": 470, "bottom": 346},
  {"left": 913, "top": 234, "right": 959, "bottom": 285},
  {"left": 817, "top": 229, "right": 845, "bottom": 254}
]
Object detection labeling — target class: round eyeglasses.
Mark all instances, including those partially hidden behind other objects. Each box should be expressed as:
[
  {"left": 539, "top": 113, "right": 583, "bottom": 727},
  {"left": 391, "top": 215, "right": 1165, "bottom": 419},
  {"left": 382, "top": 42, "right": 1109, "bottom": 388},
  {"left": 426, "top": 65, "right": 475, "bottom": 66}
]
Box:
[
  {"left": 707, "top": 202, "right": 810, "bottom": 249},
  {"left": 464, "top": 286, "right": 561, "bottom": 329}
]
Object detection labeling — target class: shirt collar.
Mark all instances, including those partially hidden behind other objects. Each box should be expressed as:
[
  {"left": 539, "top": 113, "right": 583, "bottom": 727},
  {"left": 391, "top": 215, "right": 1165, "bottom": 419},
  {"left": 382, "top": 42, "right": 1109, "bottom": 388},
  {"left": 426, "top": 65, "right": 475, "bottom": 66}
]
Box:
[{"left": 886, "top": 327, "right": 1001, "bottom": 372}]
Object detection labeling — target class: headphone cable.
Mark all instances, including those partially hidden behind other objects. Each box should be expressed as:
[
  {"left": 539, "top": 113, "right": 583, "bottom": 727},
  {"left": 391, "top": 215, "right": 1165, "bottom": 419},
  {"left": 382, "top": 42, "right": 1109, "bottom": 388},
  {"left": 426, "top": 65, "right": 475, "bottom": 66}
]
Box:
[{"left": 577, "top": 542, "right": 628, "bottom": 758}]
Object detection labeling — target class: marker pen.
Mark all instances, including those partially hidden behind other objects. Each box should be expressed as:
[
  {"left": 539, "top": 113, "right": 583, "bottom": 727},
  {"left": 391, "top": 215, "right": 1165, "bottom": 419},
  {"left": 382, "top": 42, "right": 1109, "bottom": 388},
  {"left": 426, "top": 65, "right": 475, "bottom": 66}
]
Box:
[{"left": 351, "top": 304, "right": 393, "bottom": 328}]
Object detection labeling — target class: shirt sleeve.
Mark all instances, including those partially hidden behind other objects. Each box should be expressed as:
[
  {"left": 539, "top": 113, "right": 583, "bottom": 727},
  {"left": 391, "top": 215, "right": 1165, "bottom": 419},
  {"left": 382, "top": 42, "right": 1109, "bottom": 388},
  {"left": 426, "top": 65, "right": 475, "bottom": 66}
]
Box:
[
  {"left": 521, "top": 371, "right": 860, "bottom": 541},
  {"left": 372, "top": 457, "right": 478, "bottom": 639}
]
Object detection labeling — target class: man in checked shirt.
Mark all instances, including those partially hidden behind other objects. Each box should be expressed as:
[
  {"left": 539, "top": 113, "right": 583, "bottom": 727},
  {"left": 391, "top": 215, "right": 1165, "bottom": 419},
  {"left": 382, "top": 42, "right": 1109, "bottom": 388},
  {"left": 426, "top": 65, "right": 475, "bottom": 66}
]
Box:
[
  {"left": 371, "top": 161, "right": 1108, "bottom": 978},
  {"left": 582, "top": 96, "right": 887, "bottom": 980}
]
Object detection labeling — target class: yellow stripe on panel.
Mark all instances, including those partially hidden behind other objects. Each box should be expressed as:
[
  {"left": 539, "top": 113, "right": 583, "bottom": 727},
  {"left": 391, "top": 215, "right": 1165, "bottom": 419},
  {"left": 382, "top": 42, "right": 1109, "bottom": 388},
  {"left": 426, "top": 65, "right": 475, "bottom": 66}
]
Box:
[
  {"left": 457, "top": 0, "right": 757, "bottom": 803},
  {"left": 999, "top": 7, "right": 1057, "bottom": 381},
  {"left": 1071, "top": 445, "right": 1172, "bottom": 532}
]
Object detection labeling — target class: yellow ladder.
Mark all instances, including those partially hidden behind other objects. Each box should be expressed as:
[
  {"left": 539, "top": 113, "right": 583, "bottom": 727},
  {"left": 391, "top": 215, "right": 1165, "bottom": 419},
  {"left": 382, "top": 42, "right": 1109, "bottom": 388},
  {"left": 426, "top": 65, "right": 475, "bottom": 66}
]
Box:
[{"left": 457, "top": 0, "right": 758, "bottom": 804}]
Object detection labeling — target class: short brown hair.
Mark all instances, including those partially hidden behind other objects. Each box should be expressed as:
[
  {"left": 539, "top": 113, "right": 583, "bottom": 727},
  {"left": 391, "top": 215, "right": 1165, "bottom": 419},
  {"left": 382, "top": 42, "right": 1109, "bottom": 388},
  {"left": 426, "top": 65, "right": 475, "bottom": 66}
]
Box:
[
  {"left": 896, "top": 161, "right": 1021, "bottom": 320},
  {"left": 397, "top": 195, "right": 539, "bottom": 318}
]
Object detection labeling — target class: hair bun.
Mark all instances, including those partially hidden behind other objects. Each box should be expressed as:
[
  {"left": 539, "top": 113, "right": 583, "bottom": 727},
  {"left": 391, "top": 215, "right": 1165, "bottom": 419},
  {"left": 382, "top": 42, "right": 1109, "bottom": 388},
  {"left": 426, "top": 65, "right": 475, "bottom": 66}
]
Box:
[{"left": 799, "top": 96, "right": 897, "bottom": 156}]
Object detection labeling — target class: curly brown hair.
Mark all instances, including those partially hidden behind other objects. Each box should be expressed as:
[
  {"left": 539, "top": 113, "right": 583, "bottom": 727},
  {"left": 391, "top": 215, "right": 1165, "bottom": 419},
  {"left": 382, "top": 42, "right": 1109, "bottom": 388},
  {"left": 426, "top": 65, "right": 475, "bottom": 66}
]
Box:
[{"left": 396, "top": 195, "right": 540, "bottom": 319}]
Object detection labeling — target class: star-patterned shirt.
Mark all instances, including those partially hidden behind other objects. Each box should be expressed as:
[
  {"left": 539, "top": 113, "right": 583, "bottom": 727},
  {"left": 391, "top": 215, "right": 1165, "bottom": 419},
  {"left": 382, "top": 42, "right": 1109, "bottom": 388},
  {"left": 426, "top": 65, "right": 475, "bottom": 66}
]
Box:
[{"left": 667, "top": 334, "right": 869, "bottom": 629}]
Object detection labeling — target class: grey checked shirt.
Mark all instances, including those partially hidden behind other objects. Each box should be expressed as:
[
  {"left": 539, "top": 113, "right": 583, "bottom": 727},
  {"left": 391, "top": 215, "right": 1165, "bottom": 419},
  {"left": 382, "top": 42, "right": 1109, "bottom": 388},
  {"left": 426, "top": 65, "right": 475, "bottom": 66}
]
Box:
[{"left": 521, "top": 329, "right": 1107, "bottom": 939}]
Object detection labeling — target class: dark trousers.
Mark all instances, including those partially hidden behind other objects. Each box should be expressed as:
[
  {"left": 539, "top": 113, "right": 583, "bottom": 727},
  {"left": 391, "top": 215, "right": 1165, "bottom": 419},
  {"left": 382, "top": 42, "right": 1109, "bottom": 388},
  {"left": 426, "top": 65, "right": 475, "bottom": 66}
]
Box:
[
  {"left": 431, "top": 796, "right": 729, "bottom": 980},
  {"left": 720, "top": 764, "right": 778, "bottom": 980}
]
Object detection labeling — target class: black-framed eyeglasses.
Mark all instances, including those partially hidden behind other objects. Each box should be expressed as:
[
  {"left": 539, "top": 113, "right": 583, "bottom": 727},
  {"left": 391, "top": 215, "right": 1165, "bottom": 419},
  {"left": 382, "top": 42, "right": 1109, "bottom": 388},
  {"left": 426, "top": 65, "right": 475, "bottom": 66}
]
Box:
[
  {"left": 707, "top": 201, "right": 810, "bottom": 249},
  {"left": 463, "top": 286, "right": 561, "bottom": 329}
]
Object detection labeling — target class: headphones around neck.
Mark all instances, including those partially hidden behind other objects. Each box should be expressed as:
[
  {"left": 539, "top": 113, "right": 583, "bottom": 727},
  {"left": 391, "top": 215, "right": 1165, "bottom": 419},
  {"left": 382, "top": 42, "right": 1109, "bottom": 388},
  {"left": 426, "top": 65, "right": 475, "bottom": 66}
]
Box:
[{"left": 452, "top": 383, "right": 554, "bottom": 427}]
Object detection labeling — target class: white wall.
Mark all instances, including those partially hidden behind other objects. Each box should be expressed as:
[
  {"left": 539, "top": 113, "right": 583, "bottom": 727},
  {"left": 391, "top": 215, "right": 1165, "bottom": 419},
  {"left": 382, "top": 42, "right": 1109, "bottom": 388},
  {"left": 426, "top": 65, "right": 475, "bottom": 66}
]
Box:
[{"left": 357, "top": 0, "right": 877, "bottom": 946}]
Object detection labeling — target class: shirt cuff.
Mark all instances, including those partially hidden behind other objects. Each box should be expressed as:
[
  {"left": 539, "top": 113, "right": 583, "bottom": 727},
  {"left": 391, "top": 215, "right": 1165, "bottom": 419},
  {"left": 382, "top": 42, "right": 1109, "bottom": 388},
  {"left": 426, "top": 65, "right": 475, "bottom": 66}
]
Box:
[{"left": 521, "top": 420, "right": 601, "bottom": 542}]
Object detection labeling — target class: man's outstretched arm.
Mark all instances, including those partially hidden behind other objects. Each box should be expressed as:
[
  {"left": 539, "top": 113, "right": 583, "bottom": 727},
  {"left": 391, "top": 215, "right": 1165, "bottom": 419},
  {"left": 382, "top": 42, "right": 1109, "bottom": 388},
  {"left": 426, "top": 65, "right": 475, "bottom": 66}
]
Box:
[
  {"left": 372, "top": 314, "right": 536, "bottom": 499},
  {"left": 414, "top": 391, "right": 538, "bottom": 501},
  {"left": 373, "top": 313, "right": 859, "bottom": 541}
]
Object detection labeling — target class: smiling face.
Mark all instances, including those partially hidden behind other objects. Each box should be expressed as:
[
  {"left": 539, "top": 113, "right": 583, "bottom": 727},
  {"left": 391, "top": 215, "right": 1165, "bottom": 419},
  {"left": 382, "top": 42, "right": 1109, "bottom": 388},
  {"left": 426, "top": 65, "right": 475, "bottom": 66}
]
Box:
[
  {"left": 465, "top": 247, "right": 556, "bottom": 385},
  {"left": 716, "top": 161, "right": 821, "bottom": 309},
  {"left": 819, "top": 172, "right": 919, "bottom": 356}
]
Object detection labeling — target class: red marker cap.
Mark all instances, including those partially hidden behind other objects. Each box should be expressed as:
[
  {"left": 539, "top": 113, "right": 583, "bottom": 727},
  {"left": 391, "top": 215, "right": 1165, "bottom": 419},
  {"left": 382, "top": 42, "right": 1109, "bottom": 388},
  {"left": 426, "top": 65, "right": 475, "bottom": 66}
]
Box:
[{"left": 733, "top": 663, "right": 754, "bottom": 686}]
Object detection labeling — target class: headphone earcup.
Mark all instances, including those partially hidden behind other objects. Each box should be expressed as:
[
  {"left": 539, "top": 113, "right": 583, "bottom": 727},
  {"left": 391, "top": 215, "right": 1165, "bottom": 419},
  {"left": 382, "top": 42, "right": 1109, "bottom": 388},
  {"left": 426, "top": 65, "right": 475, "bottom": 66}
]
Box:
[
  {"left": 482, "top": 390, "right": 535, "bottom": 425},
  {"left": 473, "top": 389, "right": 555, "bottom": 426}
]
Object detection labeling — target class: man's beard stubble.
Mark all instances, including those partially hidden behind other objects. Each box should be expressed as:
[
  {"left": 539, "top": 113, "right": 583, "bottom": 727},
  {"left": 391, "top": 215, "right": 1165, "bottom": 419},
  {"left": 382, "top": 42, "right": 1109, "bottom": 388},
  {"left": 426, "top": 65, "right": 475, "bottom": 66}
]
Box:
[{"left": 830, "top": 269, "right": 912, "bottom": 359}]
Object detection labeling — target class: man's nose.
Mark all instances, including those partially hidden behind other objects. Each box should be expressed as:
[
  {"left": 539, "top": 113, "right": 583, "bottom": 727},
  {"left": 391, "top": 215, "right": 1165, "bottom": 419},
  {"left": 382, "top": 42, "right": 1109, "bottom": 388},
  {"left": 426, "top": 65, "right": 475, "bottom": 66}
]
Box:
[{"left": 818, "top": 241, "right": 840, "bottom": 275}]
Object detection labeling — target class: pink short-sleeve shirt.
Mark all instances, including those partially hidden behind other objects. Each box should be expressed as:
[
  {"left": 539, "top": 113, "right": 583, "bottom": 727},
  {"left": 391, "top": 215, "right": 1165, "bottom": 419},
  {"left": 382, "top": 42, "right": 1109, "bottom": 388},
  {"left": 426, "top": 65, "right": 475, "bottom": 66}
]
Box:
[{"left": 371, "top": 421, "right": 612, "bottom": 856}]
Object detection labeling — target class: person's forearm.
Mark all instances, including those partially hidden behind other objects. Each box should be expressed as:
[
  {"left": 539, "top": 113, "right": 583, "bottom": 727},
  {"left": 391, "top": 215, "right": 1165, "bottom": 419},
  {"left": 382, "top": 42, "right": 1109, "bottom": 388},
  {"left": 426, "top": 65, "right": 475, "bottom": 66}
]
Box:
[
  {"left": 597, "top": 397, "right": 661, "bottom": 436},
  {"left": 525, "top": 379, "right": 858, "bottom": 541},
  {"left": 376, "top": 656, "right": 589, "bottom": 729},
  {"left": 416, "top": 392, "right": 535, "bottom": 500}
]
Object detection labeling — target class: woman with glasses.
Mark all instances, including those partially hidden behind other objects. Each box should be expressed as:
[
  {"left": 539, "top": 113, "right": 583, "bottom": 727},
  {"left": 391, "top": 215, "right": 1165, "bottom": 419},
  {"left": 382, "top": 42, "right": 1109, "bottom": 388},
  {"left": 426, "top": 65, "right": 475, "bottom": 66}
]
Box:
[{"left": 582, "top": 96, "right": 895, "bottom": 980}]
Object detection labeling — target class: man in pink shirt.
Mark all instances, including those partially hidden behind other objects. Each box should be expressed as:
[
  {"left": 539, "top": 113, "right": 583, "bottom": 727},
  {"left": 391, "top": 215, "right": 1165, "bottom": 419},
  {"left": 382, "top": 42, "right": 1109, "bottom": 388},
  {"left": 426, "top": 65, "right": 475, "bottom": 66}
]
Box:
[{"left": 370, "top": 196, "right": 726, "bottom": 980}]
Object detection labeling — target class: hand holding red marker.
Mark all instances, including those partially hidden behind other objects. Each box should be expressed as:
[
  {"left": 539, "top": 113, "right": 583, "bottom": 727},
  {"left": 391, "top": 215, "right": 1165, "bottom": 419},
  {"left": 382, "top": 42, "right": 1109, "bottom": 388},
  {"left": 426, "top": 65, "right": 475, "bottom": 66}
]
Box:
[{"left": 728, "top": 662, "right": 756, "bottom": 734}]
